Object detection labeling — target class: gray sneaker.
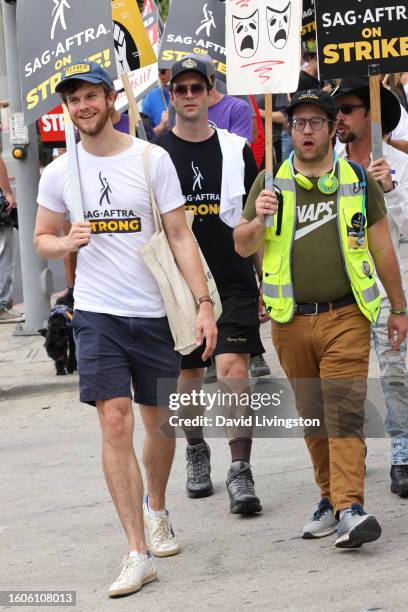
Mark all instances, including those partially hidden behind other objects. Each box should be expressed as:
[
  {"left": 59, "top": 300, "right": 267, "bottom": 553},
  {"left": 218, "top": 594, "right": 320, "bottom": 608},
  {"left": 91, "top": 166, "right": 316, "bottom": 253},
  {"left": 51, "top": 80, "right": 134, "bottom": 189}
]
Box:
[
  {"left": 0, "top": 307, "right": 25, "bottom": 324},
  {"left": 186, "top": 442, "right": 213, "bottom": 498},
  {"left": 302, "top": 497, "right": 338, "bottom": 539},
  {"left": 335, "top": 504, "right": 382, "bottom": 548}
]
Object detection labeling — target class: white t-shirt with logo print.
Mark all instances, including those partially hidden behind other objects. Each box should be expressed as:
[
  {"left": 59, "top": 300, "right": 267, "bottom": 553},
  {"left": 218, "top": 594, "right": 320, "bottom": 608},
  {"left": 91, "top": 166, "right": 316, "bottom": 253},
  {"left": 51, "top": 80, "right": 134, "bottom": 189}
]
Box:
[{"left": 37, "top": 138, "right": 184, "bottom": 317}]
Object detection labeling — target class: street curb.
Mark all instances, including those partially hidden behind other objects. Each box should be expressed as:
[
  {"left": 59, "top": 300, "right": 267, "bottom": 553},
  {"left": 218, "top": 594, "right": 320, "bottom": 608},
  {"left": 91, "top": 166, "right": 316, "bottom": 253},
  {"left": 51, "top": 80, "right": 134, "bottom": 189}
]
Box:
[{"left": 1, "top": 376, "right": 79, "bottom": 399}]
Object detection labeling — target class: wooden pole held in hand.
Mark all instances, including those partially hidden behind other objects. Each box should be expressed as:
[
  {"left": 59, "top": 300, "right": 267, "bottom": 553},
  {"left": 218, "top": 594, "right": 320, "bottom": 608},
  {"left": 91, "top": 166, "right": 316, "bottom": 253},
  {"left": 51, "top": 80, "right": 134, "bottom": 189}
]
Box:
[{"left": 369, "top": 64, "right": 383, "bottom": 161}]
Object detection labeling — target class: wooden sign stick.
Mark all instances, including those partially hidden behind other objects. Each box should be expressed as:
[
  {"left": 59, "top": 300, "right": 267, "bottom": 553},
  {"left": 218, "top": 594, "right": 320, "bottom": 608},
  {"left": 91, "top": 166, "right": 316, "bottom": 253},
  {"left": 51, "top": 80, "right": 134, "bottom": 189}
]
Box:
[
  {"left": 120, "top": 73, "right": 147, "bottom": 141},
  {"left": 368, "top": 65, "right": 383, "bottom": 161},
  {"left": 265, "top": 93, "right": 274, "bottom": 228}
]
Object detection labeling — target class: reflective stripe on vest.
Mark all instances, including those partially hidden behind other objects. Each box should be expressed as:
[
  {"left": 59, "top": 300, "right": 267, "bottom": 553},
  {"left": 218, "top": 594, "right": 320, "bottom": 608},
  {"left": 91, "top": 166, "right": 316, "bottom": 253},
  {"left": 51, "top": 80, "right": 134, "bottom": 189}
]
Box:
[
  {"left": 263, "top": 283, "right": 294, "bottom": 299},
  {"left": 262, "top": 158, "right": 381, "bottom": 324}
]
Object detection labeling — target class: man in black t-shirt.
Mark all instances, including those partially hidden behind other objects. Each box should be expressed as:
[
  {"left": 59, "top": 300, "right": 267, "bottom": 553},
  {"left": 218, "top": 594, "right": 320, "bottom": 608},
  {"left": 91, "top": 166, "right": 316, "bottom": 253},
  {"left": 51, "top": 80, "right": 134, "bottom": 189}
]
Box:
[{"left": 157, "top": 54, "right": 264, "bottom": 515}]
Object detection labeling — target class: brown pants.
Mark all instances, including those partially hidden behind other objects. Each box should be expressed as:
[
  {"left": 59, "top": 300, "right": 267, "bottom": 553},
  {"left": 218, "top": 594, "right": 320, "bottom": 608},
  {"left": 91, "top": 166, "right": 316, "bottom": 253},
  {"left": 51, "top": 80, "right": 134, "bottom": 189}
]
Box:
[{"left": 272, "top": 304, "right": 371, "bottom": 513}]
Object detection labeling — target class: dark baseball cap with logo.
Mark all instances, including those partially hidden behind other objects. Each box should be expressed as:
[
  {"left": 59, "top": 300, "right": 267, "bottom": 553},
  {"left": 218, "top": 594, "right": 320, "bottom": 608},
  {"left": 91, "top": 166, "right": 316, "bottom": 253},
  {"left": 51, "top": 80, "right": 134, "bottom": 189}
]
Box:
[
  {"left": 56, "top": 60, "right": 114, "bottom": 93},
  {"left": 170, "top": 53, "right": 215, "bottom": 88},
  {"left": 287, "top": 89, "right": 337, "bottom": 121}
]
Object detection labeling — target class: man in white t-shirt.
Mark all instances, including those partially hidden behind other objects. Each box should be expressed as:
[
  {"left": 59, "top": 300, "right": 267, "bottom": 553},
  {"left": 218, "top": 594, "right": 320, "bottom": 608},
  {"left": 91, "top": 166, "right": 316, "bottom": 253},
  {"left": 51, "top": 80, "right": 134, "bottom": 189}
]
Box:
[{"left": 34, "top": 61, "right": 217, "bottom": 599}]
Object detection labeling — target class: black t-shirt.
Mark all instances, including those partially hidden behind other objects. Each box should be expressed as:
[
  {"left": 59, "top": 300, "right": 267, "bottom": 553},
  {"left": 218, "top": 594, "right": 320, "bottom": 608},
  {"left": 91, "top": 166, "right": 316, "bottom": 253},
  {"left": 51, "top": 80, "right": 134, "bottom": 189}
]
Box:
[{"left": 156, "top": 130, "right": 259, "bottom": 297}]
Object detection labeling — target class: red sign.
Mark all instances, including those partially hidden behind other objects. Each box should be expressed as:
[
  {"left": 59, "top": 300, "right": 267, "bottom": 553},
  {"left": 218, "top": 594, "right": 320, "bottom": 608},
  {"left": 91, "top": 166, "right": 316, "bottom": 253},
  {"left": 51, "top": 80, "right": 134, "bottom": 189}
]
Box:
[
  {"left": 38, "top": 105, "right": 66, "bottom": 145},
  {"left": 142, "top": 0, "right": 159, "bottom": 47}
]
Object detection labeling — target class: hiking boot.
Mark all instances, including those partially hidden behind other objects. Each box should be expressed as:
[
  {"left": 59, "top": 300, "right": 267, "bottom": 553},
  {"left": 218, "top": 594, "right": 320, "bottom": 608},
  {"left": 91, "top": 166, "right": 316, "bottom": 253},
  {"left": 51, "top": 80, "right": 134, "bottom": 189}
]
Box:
[
  {"left": 0, "top": 307, "right": 24, "bottom": 324},
  {"left": 302, "top": 497, "right": 338, "bottom": 539},
  {"left": 226, "top": 460, "right": 262, "bottom": 515},
  {"left": 108, "top": 552, "right": 157, "bottom": 598},
  {"left": 249, "top": 354, "right": 271, "bottom": 377},
  {"left": 335, "top": 504, "right": 382, "bottom": 548},
  {"left": 143, "top": 497, "right": 179, "bottom": 557},
  {"left": 390, "top": 464, "right": 408, "bottom": 497},
  {"left": 203, "top": 360, "right": 217, "bottom": 384},
  {"left": 186, "top": 442, "right": 213, "bottom": 498}
]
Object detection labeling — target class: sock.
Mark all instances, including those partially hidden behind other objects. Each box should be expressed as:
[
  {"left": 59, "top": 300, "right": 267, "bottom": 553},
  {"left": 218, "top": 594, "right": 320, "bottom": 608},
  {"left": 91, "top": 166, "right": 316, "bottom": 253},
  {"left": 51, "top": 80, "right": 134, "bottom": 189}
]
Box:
[
  {"left": 185, "top": 429, "right": 205, "bottom": 446},
  {"left": 129, "top": 550, "right": 148, "bottom": 559},
  {"left": 339, "top": 508, "right": 350, "bottom": 520},
  {"left": 146, "top": 495, "right": 166, "bottom": 517},
  {"left": 229, "top": 438, "right": 252, "bottom": 463}
]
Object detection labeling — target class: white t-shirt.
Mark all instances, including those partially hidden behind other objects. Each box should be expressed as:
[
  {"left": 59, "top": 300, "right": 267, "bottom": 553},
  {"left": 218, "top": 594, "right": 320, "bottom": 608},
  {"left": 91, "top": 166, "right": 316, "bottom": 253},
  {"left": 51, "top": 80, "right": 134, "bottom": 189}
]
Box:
[
  {"left": 37, "top": 138, "right": 184, "bottom": 317},
  {"left": 391, "top": 104, "right": 408, "bottom": 140}
]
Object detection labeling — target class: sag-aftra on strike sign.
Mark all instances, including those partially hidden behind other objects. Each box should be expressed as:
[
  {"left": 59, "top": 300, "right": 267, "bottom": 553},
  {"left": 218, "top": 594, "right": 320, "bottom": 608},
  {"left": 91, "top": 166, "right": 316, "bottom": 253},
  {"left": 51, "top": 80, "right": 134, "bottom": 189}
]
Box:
[
  {"left": 17, "top": 0, "right": 116, "bottom": 125},
  {"left": 315, "top": 0, "right": 408, "bottom": 80}
]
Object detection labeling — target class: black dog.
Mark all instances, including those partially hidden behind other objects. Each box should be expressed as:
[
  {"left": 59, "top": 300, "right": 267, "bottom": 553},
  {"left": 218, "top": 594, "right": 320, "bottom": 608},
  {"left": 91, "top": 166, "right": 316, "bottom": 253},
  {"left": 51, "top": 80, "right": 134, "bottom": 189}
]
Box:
[{"left": 39, "top": 290, "right": 77, "bottom": 376}]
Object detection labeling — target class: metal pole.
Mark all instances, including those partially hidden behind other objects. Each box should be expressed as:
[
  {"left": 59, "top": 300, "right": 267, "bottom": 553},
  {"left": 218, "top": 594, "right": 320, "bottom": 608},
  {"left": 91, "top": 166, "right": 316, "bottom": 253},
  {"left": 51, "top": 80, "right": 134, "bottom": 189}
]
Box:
[
  {"left": 0, "top": 3, "right": 12, "bottom": 162},
  {"left": 2, "top": 0, "right": 52, "bottom": 335},
  {"left": 0, "top": 4, "right": 8, "bottom": 101}
]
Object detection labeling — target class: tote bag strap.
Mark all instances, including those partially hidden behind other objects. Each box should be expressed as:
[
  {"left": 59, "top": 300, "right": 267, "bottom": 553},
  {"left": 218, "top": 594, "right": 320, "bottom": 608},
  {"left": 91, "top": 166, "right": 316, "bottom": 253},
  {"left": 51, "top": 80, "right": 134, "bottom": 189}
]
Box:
[{"left": 143, "top": 143, "right": 163, "bottom": 233}]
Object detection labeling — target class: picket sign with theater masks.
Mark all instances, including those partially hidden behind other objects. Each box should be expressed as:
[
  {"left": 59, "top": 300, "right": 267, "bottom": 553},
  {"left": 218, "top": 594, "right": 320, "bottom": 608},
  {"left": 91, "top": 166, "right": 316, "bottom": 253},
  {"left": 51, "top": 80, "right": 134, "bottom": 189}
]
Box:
[
  {"left": 225, "top": 0, "right": 302, "bottom": 95},
  {"left": 226, "top": 0, "right": 302, "bottom": 229}
]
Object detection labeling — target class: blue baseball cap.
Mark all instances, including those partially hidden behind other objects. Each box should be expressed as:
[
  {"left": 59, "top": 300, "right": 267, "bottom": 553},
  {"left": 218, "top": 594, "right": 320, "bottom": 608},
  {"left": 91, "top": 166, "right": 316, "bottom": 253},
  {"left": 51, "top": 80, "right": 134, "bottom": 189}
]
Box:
[{"left": 56, "top": 61, "right": 114, "bottom": 93}]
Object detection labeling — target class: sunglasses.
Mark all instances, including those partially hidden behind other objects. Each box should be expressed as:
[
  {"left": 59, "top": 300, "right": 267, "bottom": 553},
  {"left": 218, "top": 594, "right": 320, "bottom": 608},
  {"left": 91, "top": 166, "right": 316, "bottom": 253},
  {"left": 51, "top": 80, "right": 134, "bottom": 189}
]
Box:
[
  {"left": 173, "top": 83, "right": 208, "bottom": 98},
  {"left": 158, "top": 69, "right": 167, "bottom": 76},
  {"left": 336, "top": 103, "right": 366, "bottom": 115}
]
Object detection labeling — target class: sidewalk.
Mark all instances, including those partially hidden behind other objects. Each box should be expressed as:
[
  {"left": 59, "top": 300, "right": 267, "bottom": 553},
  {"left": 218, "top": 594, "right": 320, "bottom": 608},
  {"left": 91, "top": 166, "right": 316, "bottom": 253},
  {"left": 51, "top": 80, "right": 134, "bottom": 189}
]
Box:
[{"left": 0, "top": 246, "right": 407, "bottom": 610}]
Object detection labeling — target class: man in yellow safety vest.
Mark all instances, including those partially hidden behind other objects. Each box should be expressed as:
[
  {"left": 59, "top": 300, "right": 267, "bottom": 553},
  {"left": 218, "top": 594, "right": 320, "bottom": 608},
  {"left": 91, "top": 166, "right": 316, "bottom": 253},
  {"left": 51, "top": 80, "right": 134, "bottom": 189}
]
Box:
[{"left": 234, "top": 89, "right": 408, "bottom": 549}]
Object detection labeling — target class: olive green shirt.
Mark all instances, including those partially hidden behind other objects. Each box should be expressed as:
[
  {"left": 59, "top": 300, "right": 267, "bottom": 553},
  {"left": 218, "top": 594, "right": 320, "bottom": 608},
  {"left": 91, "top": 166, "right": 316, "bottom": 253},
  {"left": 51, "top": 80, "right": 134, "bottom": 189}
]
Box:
[{"left": 243, "top": 168, "right": 387, "bottom": 303}]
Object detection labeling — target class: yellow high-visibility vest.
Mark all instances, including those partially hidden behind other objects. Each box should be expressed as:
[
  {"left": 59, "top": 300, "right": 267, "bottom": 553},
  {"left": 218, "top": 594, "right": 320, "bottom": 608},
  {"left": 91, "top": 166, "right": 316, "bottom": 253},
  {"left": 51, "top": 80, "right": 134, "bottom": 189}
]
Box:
[{"left": 262, "top": 158, "right": 381, "bottom": 324}]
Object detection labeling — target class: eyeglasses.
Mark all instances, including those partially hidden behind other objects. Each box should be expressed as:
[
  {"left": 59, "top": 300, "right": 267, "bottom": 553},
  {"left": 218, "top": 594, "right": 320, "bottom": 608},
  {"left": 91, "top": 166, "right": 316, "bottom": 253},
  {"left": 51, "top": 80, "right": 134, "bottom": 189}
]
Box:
[
  {"left": 173, "top": 83, "right": 207, "bottom": 98},
  {"left": 336, "top": 104, "right": 366, "bottom": 115},
  {"left": 291, "top": 117, "right": 329, "bottom": 131},
  {"left": 158, "top": 69, "right": 167, "bottom": 76}
]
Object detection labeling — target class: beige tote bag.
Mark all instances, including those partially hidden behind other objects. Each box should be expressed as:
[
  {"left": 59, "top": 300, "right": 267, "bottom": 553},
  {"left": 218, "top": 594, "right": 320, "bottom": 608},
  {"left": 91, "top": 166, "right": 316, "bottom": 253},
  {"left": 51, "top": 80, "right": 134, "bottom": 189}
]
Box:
[{"left": 139, "top": 144, "right": 222, "bottom": 355}]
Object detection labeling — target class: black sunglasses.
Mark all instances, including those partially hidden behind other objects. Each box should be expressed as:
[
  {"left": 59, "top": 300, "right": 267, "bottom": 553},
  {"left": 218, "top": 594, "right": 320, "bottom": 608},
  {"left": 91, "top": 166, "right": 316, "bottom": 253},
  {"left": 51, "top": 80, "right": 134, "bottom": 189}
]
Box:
[
  {"left": 336, "top": 103, "right": 366, "bottom": 115},
  {"left": 173, "top": 83, "right": 208, "bottom": 98},
  {"left": 158, "top": 69, "right": 167, "bottom": 76}
]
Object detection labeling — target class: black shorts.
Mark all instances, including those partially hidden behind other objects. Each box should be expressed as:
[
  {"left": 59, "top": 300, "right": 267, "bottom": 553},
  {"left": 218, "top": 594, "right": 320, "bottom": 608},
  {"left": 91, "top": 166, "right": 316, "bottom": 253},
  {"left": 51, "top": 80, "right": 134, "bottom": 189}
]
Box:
[
  {"left": 181, "top": 295, "right": 264, "bottom": 370},
  {"left": 72, "top": 310, "right": 181, "bottom": 406}
]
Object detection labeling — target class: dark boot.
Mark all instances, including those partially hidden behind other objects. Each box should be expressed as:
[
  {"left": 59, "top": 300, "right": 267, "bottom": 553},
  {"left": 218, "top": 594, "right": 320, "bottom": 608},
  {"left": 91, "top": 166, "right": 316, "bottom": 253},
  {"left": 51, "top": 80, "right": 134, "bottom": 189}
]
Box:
[
  {"left": 249, "top": 354, "right": 271, "bottom": 377},
  {"left": 186, "top": 442, "right": 213, "bottom": 498},
  {"left": 391, "top": 465, "right": 408, "bottom": 497},
  {"left": 226, "top": 461, "right": 262, "bottom": 515}
]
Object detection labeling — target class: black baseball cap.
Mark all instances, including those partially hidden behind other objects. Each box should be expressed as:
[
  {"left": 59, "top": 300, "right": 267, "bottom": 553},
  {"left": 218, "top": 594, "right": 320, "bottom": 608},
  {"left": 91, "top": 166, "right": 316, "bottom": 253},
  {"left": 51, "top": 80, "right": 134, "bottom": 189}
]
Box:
[
  {"left": 170, "top": 53, "right": 215, "bottom": 88},
  {"left": 56, "top": 61, "right": 114, "bottom": 93},
  {"left": 287, "top": 89, "right": 337, "bottom": 121},
  {"left": 332, "top": 77, "right": 401, "bottom": 134}
]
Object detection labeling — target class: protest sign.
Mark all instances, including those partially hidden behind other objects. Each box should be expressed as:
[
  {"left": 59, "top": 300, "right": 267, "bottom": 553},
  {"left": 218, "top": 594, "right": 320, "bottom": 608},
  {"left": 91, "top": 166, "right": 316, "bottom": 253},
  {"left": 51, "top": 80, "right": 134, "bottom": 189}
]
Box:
[
  {"left": 226, "top": 0, "right": 302, "bottom": 232},
  {"left": 225, "top": 0, "right": 303, "bottom": 95},
  {"left": 159, "top": 0, "right": 226, "bottom": 80},
  {"left": 114, "top": 63, "right": 158, "bottom": 111},
  {"left": 315, "top": 0, "right": 408, "bottom": 81},
  {"left": 16, "top": 0, "right": 117, "bottom": 125},
  {"left": 112, "top": 0, "right": 157, "bottom": 74},
  {"left": 301, "top": 0, "right": 316, "bottom": 54},
  {"left": 38, "top": 104, "right": 66, "bottom": 147},
  {"left": 142, "top": 0, "right": 162, "bottom": 48}
]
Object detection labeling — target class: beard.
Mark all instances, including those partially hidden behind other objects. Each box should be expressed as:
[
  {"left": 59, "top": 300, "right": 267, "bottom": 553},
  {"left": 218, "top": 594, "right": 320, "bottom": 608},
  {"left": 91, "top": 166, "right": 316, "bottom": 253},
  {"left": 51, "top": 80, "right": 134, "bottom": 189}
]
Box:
[
  {"left": 337, "top": 127, "right": 356, "bottom": 144},
  {"left": 294, "top": 138, "right": 331, "bottom": 164},
  {"left": 74, "top": 106, "right": 111, "bottom": 136}
]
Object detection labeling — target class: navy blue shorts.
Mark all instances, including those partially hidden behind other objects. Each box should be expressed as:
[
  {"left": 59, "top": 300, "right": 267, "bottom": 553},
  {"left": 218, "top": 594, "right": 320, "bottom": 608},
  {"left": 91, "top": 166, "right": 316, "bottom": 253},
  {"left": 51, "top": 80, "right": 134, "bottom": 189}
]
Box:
[{"left": 72, "top": 310, "right": 181, "bottom": 406}]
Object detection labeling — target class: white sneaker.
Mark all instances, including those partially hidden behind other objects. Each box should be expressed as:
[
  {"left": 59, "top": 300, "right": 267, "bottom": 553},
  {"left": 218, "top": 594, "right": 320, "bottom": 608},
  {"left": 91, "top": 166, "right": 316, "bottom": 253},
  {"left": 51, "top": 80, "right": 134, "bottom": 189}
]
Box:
[
  {"left": 0, "top": 307, "right": 25, "bottom": 324},
  {"left": 143, "top": 497, "right": 180, "bottom": 557},
  {"left": 108, "top": 552, "right": 157, "bottom": 598}
]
